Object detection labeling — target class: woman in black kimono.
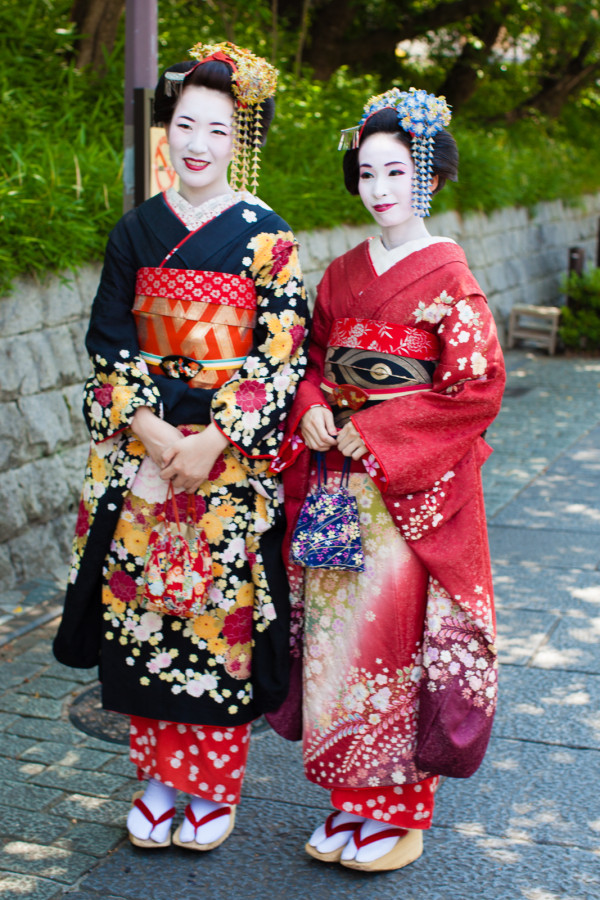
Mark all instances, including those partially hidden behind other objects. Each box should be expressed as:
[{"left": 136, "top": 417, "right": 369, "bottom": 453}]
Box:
[{"left": 53, "top": 41, "right": 308, "bottom": 850}]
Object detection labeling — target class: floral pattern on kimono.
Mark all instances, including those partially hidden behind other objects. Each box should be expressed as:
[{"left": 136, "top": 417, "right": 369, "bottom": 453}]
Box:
[{"left": 53, "top": 192, "right": 309, "bottom": 727}]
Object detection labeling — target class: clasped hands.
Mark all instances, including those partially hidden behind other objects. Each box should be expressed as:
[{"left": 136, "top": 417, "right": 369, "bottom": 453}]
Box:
[
  {"left": 131, "top": 407, "right": 229, "bottom": 494},
  {"left": 300, "top": 406, "right": 367, "bottom": 460}
]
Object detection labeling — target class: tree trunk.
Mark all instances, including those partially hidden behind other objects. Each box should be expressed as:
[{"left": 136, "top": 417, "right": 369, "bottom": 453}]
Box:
[
  {"left": 507, "top": 39, "right": 600, "bottom": 121},
  {"left": 70, "top": 0, "right": 125, "bottom": 72},
  {"left": 437, "top": 10, "right": 507, "bottom": 111}
]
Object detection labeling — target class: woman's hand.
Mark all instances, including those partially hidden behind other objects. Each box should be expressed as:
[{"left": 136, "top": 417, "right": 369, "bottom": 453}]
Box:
[
  {"left": 336, "top": 420, "right": 368, "bottom": 460},
  {"left": 160, "top": 423, "right": 229, "bottom": 493},
  {"left": 300, "top": 406, "right": 338, "bottom": 452},
  {"left": 130, "top": 406, "right": 183, "bottom": 469}
]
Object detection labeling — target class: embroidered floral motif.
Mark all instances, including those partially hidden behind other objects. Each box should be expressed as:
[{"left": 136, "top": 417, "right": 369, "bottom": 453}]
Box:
[
  {"left": 421, "top": 579, "right": 497, "bottom": 716},
  {"left": 211, "top": 228, "right": 308, "bottom": 455},
  {"left": 303, "top": 475, "right": 432, "bottom": 787},
  {"left": 391, "top": 470, "right": 455, "bottom": 540}
]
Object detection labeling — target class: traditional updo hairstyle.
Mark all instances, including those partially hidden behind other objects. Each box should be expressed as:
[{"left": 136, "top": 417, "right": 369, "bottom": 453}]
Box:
[
  {"left": 342, "top": 107, "right": 458, "bottom": 196},
  {"left": 153, "top": 59, "right": 275, "bottom": 147}
]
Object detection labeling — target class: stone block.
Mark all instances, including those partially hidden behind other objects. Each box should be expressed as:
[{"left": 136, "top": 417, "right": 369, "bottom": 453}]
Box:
[
  {"left": 74, "top": 264, "right": 101, "bottom": 316},
  {"left": 0, "top": 333, "right": 43, "bottom": 400},
  {"left": 18, "top": 391, "right": 73, "bottom": 455},
  {"left": 297, "top": 228, "right": 330, "bottom": 273},
  {"left": 6, "top": 516, "right": 73, "bottom": 584},
  {"left": 0, "top": 470, "right": 28, "bottom": 542},
  {"left": 0, "top": 873, "right": 64, "bottom": 900},
  {"left": 0, "top": 838, "right": 93, "bottom": 885},
  {"left": 430, "top": 209, "right": 462, "bottom": 240},
  {"left": 68, "top": 321, "right": 92, "bottom": 379},
  {"left": 0, "top": 277, "right": 45, "bottom": 337},
  {"left": 0, "top": 544, "right": 14, "bottom": 591},
  {"left": 0, "top": 402, "right": 29, "bottom": 472},
  {"left": 486, "top": 262, "right": 511, "bottom": 294},
  {"left": 461, "top": 209, "right": 491, "bottom": 239},
  {"left": 47, "top": 324, "right": 84, "bottom": 386},
  {"left": 61, "top": 385, "right": 88, "bottom": 444},
  {"left": 41, "top": 271, "right": 83, "bottom": 327},
  {"left": 327, "top": 225, "right": 352, "bottom": 261}
]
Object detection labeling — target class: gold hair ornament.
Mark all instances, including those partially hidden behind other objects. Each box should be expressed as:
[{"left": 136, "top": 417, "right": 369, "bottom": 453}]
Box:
[{"left": 164, "top": 41, "right": 278, "bottom": 194}]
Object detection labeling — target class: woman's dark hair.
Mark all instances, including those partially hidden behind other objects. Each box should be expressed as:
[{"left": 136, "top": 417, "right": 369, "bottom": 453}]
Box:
[
  {"left": 153, "top": 59, "right": 275, "bottom": 146},
  {"left": 343, "top": 107, "right": 458, "bottom": 196}
]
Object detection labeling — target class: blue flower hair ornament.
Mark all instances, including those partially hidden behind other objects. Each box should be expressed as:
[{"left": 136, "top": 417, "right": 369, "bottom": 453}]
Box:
[{"left": 339, "top": 87, "right": 452, "bottom": 217}]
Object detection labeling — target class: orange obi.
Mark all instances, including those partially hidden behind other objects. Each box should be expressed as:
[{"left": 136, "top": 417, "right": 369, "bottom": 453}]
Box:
[{"left": 133, "top": 267, "right": 257, "bottom": 390}]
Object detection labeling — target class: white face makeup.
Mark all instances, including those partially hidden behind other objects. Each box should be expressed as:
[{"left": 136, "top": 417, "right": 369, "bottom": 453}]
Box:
[
  {"left": 167, "top": 85, "right": 235, "bottom": 206},
  {"left": 358, "top": 131, "right": 431, "bottom": 248}
]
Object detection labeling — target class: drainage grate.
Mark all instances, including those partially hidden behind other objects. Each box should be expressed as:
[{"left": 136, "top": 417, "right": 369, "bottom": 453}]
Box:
[
  {"left": 69, "top": 683, "right": 129, "bottom": 745},
  {"left": 69, "top": 683, "right": 269, "bottom": 743}
]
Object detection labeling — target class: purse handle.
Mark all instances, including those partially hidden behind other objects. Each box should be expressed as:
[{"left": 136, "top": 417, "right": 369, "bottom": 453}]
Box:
[
  {"left": 316, "top": 452, "right": 351, "bottom": 492},
  {"left": 166, "top": 481, "right": 197, "bottom": 532}
]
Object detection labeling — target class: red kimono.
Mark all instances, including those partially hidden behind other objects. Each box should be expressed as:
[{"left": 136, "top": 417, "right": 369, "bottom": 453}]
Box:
[{"left": 272, "top": 236, "right": 505, "bottom": 804}]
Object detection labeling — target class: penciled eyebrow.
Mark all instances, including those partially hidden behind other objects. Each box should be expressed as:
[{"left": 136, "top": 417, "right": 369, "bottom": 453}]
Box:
[
  {"left": 359, "top": 160, "right": 408, "bottom": 168},
  {"left": 175, "top": 115, "right": 231, "bottom": 126}
]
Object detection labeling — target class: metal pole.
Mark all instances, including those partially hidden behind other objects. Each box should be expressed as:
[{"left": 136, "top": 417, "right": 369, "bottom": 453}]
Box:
[{"left": 123, "top": 0, "right": 158, "bottom": 212}]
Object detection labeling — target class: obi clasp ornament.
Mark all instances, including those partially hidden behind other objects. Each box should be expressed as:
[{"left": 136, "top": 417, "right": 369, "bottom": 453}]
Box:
[
  {"left": 160, "top": 355, "right": 203, "bottom": 382},
  {"left": 331, "top": 383, "right": 368, "bottom": 410}
]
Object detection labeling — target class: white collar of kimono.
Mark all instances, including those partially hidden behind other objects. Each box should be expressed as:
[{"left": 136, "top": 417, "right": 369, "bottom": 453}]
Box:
[
  {"left": 166, "top": 187, "right": 270, "bottom": 231},
  {"left": 369, "top": 234, "right": 457, "bottom": 276}
]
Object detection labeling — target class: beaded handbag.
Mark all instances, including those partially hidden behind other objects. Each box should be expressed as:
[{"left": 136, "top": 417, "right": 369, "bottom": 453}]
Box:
[
  {"left": 141, "top": 483, "right": 212, "bottom": 618},
  {"left": 290, "top": 453, "right": 365, "bottom": 572}
]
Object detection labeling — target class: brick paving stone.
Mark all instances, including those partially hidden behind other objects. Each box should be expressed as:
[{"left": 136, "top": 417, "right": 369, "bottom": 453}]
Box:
[
  {"left": 1, "top": 757, "right": 45, "bottom": 782},
  {"left": 0, "top": 693, "right": 64, "bottom": 719},
  {"left": 52, "top": 795, "right": 131, "bottom": 827},
  {"left": 0, "top": 804, "right": 70, "bottom": 844},
  {"left": 0, "top": 732, "right": 37, "bottom": 758},
  {"left": 30, "top": 765, "right": 129, "bottom": 798},
  {"left": 0, "top": 840, "right": 93, "bottom": 884},
  {"left": 17, "top": 675, "right": 83, "bottom": 700},
  {"left": 43, "top": 661, "right": 98, "bottom": 684},
  {"left": 101, "top": 755, "right": 133, "bottom": 779},
  {"left": 4, "top": 779, "right": 65, "bottom": 812},
  {"left": 0, "top": 873, "right": 63, "bottom": 900},
  {"left": 55, "top": 822, "right": 124, "bottom": 858},
  {"left": 9, "top": 717, "right": 82, "bottom": 743},
  {"left": 21, "top": 743, "right": 117, "bottom": 771}
]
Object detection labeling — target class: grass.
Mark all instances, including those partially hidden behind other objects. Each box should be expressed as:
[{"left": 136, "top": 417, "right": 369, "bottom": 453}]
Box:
[{"left": 2, "top": 0, "right": 600, "bottom": 295}]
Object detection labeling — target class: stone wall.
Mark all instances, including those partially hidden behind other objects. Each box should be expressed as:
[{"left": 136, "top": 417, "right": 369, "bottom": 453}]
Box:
[{"left": 1, "top": 193, "right": 599, "bottom": 590}]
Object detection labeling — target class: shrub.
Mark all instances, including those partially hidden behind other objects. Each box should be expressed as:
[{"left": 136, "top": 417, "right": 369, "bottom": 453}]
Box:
[{"left": 559, "top": 268, "right": 600, "bottom": 351}]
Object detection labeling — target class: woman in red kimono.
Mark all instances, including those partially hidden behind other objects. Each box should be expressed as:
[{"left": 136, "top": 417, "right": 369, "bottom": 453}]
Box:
[
  {"left": 272, "top": 88, "right": 505, "bottom": 872},
  {"left": 53, "top": 42, "right": 308, "bottom": 851}
]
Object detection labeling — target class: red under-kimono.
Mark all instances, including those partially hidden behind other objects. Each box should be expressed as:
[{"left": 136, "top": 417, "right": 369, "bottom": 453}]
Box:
[{"left": 272, "top": 235, "right": 505, "bottom": 827}]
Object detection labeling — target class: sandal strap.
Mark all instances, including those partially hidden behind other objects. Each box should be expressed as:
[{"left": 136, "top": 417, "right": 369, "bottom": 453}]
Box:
[
  {"left": 354, "top": 825, "right": 408, "bottom": 849},
  {"left": 133, "top": 798, "right": 176, "bottom": 828},
  {"left": 184, "top": 804, "right": 231, "bottom": 832},
  {"left": 324, "top": 812, "right": 361, "bottom": 839}
]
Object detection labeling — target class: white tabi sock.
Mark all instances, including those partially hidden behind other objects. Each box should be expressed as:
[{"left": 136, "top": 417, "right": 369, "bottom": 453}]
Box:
[
  {"left": 127, "top": 778, "right": 177, "bottom": 843},
  {"left": 341, "top": 819, "right": 408, "bottom": 863},
  {"left": 308, "top": 811, "right": 366, "bottom": 854},
  {"left": 178, "top": 796, "right": 232, "bottom": 845}
]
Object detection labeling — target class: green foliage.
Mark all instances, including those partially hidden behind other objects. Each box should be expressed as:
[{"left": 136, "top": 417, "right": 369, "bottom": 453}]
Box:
[
  {"left": 3, "top": 0, "right": 600, "bottom": 295},
  {"left": 559, "top": 268, "right": 600, "bottom": 351},
  {"left": 0, "top": 0, "right": 124, "bottom": 295}
]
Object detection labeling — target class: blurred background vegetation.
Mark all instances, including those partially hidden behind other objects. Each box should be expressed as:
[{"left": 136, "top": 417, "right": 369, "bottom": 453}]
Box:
[{"left": 2, "top": 0, "right": 600, "bottom": 293}]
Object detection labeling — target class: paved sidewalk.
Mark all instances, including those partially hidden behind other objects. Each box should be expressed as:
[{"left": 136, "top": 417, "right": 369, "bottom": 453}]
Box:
[{"left": 0, "top": 349, "right": 599, "bottom": 900}]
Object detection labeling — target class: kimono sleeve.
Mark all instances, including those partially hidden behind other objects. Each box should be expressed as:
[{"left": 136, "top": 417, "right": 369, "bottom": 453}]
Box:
[
  {"left": 352, "top": 290, "right": 505, "bottom": 496},
  {"left": 211, "top": 228, "right": 309, "bottom": 460},
  {"left": 84, "top": 217, "right": 214, "bottom": 442},
  {"left": 269, "top": 266, "right": 334, "bottom": 472}
]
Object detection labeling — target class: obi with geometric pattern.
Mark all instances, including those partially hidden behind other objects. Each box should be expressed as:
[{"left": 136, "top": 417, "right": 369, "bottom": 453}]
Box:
[
  {"left": 133, "top": 267, "right": 257, "bottom": 390},
  {"left": 322, "top": 317, "right": 440, "bottom": 427}
]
